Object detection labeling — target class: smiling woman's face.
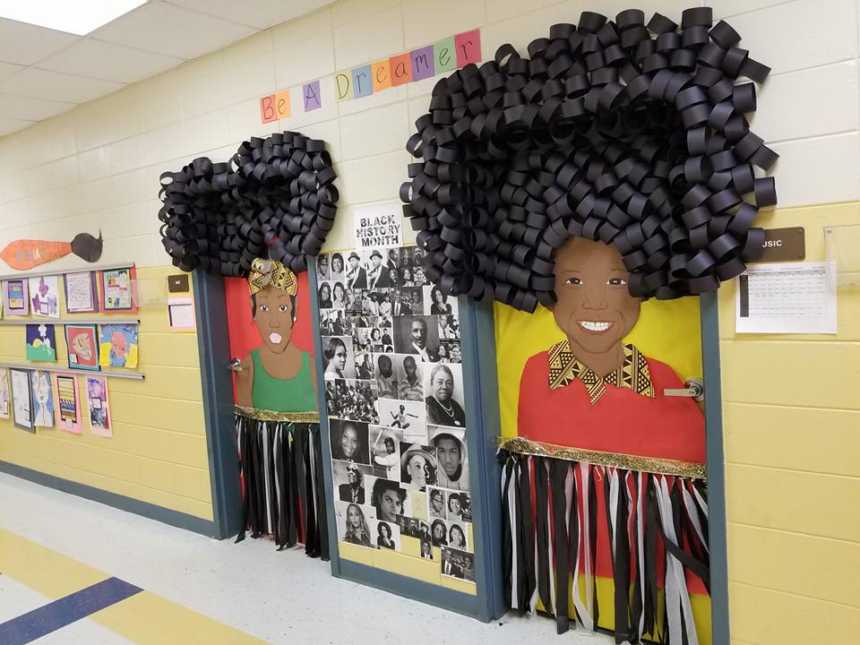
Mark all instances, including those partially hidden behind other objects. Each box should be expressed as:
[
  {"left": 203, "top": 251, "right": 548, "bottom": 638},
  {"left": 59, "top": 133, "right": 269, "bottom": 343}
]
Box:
[{"left": 552, "top": 237, "right": 641, "bottom": 355}]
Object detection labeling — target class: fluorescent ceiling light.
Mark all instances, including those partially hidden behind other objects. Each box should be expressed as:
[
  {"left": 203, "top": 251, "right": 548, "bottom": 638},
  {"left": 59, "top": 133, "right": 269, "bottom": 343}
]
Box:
[{"left": 0, "top": 0, "right": 147, "bottom": 36}]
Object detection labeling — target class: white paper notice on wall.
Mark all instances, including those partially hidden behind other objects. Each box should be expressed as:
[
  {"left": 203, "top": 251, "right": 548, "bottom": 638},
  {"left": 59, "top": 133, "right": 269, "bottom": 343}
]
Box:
[
  {"left": 353, "top": 200, "right": 403, "bottom": 250},
  {"left": 736, "top": 261, "right": 838, "bottom": 334},
  {"left": 168, "top": 296, "right": 196, "bottom": 331}
]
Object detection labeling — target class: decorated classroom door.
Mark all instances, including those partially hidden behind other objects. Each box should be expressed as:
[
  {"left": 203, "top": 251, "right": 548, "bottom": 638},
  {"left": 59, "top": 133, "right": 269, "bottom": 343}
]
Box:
[
  {"left": 496, "top": 236, "right": 710, "bottom": 644},
  {"left": 224, "top": 260, "right": 327, "bottom": 555}
]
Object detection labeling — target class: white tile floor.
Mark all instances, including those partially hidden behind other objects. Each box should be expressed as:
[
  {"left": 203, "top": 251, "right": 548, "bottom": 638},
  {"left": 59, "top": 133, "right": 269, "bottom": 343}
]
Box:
[{"left": 0, "top": 472, "right": 613, "bottom": 644}]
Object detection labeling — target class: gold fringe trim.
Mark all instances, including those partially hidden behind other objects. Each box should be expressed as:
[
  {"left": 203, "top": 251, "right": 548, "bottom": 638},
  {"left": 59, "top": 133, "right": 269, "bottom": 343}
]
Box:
[
  {"left": 234, "top": 405, "right": 320, "bottom": 423},
  {"left": 498, "top": 436, "right": 706, "bottom": 479}
]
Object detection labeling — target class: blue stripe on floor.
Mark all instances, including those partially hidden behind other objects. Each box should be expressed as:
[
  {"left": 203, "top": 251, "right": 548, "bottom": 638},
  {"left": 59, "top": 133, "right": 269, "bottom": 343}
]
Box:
[{"left": 0, "top": 576, "right": 142, "bottom": 644}]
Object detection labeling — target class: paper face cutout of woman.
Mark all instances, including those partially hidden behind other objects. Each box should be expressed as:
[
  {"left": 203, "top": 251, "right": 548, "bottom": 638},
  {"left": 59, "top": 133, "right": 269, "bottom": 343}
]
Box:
[
  {"left": 517, "top": 237, "right": 704, "bottom": 463},
  {"left": 235, "top": 258, "right": 317, "bottom": 413}
]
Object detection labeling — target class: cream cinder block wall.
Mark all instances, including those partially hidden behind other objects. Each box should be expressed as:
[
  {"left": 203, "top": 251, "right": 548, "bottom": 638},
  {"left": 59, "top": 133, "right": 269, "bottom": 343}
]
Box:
[
  {"left": 709, "top": 1, "right": 860, "bottom": 644},
  {"left": 0, "top": 0, "right": 856, "bottom": 633}
]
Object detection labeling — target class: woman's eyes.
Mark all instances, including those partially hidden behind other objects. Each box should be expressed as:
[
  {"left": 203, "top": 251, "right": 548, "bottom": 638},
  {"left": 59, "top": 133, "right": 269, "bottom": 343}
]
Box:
[
  {"left": 564, "top": 277, "right": 628, "bottom": 286},
  {"left": 259, "top": 304, "right": 269, "bottom": 311},
  {"left": 278, "top": 304, "right": 288, "bottom": 312}
]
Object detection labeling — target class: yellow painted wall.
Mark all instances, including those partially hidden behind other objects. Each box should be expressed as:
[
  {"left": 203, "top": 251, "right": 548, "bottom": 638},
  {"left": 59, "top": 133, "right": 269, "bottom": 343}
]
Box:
[
  {"left": 718, "top": 202, "right": 860, "bottom": 644},
  {"left": 0, "top": 265, "right": 213, "bottom": 521}
]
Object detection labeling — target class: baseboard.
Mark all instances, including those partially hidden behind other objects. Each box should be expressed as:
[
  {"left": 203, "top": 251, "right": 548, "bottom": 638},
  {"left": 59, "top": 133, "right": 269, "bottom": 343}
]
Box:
[{"left": 0, "top": 461, "right": 218, "bottom": 538}]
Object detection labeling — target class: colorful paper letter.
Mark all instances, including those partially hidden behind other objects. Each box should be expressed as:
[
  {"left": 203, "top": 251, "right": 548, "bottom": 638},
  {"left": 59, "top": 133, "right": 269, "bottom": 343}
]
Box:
[
  {"left": 275, "top": 90, "right": 291, "bottom": 119},
  {"left": 335, "top": 71, "right": 353, "bottom": 101},
  {"left": 434, "top": 37, "right": 456, "bottom": 73},
  {"left": 372, "top": 60, "right": 391, "bottom": 92},
  {"left": 410, "top": 46, "right": 435, "bottom": 81},
  {"left": 304, "top": 80, "right": 322, "bottom": 111},
  {"left": 260, "top": 94, "right": 277, "bottom": 123},
  {"left": 390, "top": 53, "right": 412, "bottom": 86},
  {"left": 352, "top": 65, "right": 373, "bottom": 98},
  {"left": 454, "top": 29, "right": 482, "bottom": 67}
]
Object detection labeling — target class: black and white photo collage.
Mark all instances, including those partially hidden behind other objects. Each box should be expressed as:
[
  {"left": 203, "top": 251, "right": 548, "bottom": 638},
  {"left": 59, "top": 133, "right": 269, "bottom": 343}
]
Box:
[{"left": 317, "top": 245, "right": 474, "bottom": 582}]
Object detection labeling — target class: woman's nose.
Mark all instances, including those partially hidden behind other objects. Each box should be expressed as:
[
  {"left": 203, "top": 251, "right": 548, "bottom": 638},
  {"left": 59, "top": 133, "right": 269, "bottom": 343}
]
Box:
[{"left": 582, "top": 283, "right": 608, "bottom": 310}]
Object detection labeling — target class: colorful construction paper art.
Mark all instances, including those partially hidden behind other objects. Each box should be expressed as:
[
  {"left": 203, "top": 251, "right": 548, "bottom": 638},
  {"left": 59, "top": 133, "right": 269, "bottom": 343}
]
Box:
[
  {"left": 66, "top": 324, "right": 100, "bottom": 372},
  {"left": 101, "top": 267, "right": 136, "bottom": 311},
  {"left": 54, "top": 374, "right": 82, "bottom": 434},
  {"left": 26, "top": 324, "right": 57, "bottom": 362},
  {"left": 10, "top": 368, "right": 33, "bottom": 432},
  {"left": 4, "top": 279, "right": 29, "bottom": 316},
  {"left": 29, "top": 275, "right": 60, "bottom": 318},
  {"left": 31, "top": 370, "right": 54, "bottom": 429},
  {"left": 86, "top": 375, "right": 111, "bottom": 437},
  {"left": 99, "top": 324, "right": 139, "bottom": 369}
]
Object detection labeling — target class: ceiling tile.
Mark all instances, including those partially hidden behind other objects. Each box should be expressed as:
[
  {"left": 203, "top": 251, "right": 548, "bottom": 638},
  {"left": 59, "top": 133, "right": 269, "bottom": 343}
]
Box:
[
  {"left": 0, "top": 18, "right": 79, "bottom": 66},
  {"left": 0, "top": 116, "right": 34, "bottom": 136},
  {"left": 0, "top": 68, "right": 123, "bottom": 104},
  {"left": 90, "top": 1, "right": 256, "bottom": 60},
  {"left": 165, "top": 0, "right": 333, "bottom": 29},
  {"left": 0, "top": 94, "right": 76, "bottom": 121},
  {"left": 36, "top": 39, "right": 183, "bottom": 84}
]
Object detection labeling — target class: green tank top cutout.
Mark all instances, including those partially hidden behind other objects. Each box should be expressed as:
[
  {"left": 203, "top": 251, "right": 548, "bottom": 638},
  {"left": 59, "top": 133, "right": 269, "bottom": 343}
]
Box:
[{"left": 251, "top": 349, "right": 317, "bottom": 413}]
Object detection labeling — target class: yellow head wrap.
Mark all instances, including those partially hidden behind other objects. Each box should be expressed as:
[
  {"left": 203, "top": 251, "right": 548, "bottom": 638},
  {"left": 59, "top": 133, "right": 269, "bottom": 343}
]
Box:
[{"left": 248, "top": 258, "right": 298, "bottom": 296}]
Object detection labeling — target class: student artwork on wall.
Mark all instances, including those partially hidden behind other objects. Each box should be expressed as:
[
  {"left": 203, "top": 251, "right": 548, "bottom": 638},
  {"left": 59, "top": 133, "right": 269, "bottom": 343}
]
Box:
[
  {"left": 318, "top": 245, "right": 475, "bottom": 584},
  {"left": 29, "top": 275, "right": 60, "bottom": 318},
  {"left": 86, "top": 376, "right": 111, "bottom": 437},
  {"left": 66, "top": 324, "right": 100, "bottom": 372},
  {"left": 25, "top": 324, "right": 57, "bottom": 362},
  {"left": 54, "top": 374, "right": 82, "bottom": 433},
  {"left": 30, "top": 370, "right": 54, "bottom": 429},
  {"left": 99, "top": 324, "right": 139, "bottom": 369},
  {"left": 64, "top": 271, "right": 98, "bottom": 313},
  {"left": 0, "top": 368, "right": 10, "bottom": 419},
  {"left": 100, "top": 267, "right": 137, "bottom": 311},
  {"left": 10, "top": 368, "right": 33, "bottom": 432},
  {"left": 4, "top": 279, "right": 29, "bottom": 316}
]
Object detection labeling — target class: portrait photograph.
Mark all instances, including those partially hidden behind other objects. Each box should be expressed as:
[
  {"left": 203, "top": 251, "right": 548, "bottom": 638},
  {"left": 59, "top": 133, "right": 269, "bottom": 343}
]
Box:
[
  {"left": 329, "top": 419, "right": 370, "bottom": 464},
  {"left": 322, "top": 335, "right": 355, "bottom": 380},
  {"left": 423, "top": 284, "right": 458, "bottom": 318},
  {"left": 399, "top": 443, "right": 438, "bottom": 490},
  {"left": 429, "top": 426, "right": 469, "bottom": 491},
  {"left": 446, "top": 519, "right": 469, "bottom": 552},
  {"left": 424, "top": 363, "right": 466, "bottom": 429},
  {"left": 426, "top": 486, "right": 447, "bottom": 520},
  {"left": 393, "top": 315, "right": 439, "bottom": 361},
  {"left": 374, "top": 520, "right": 401, "bottom": 551},
  {"left": 370, "top": 478, "right": 408, "bottom": 524},
  {"left": 335, "top": 500, "right": 376, "bottom": 549}
]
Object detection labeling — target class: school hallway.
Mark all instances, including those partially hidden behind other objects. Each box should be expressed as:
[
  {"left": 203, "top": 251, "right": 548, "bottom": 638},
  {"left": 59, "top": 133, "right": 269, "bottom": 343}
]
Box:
[{"left": 0, "top": 472, "right": 611, "bottom": 644}]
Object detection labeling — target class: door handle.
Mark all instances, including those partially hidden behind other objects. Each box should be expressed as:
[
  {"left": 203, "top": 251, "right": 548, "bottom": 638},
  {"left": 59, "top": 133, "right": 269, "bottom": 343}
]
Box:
[{"left": 663, "top": 378, "right": 704, "bottom": 402}]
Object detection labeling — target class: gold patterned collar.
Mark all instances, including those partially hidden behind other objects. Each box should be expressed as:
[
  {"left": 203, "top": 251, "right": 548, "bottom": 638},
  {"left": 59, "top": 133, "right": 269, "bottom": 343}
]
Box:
[{"left": 547, "top": 340, "right": 654, "bottom": 405}]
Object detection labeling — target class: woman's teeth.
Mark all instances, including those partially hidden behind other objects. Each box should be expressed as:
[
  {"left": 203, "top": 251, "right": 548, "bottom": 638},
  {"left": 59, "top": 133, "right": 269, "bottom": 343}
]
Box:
[
  {"left": 269, "top": 332, "right": 283, "bottom": 343},
  {"left": 579, "top": 321, "right": 612, "bottom": 332}
]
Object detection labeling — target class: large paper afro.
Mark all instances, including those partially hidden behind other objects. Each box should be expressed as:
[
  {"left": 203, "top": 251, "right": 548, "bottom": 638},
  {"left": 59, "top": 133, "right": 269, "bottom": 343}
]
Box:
[{"left": 400, "top": 7, "right": 776, "bottom": 312}]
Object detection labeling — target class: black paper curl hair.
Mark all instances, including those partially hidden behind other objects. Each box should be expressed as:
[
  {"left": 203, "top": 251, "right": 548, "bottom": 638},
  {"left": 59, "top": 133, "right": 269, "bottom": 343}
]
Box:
[
  {"left": 400, "top": 7, "right": 777, "bottom": 312},
  {"left": 158, "top": 131, "right": 338, "bottom": 276}
]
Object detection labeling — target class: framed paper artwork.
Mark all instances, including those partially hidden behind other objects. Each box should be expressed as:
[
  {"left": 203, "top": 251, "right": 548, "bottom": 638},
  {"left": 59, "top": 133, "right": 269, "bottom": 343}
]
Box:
[{"left": 66, "top": 324, "right": 100, "bottom": 371}]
